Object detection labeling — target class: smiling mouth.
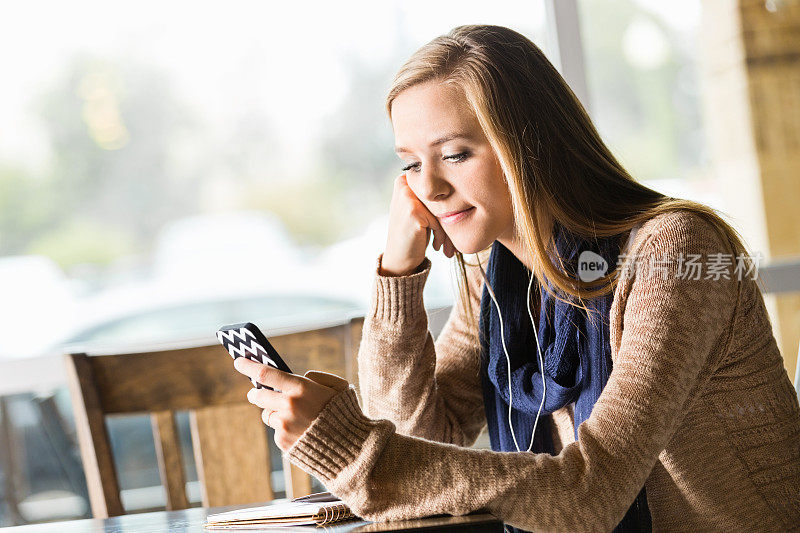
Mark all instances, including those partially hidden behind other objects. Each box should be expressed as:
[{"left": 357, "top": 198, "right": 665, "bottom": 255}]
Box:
[{"left": 438, "top": 206, "right": 475, "bottom": 225}]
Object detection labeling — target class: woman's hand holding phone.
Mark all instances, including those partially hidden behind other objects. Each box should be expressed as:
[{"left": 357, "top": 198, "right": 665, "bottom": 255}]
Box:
[
  {"left": 380, "top": 173, "right": 456, "bottom": 277},
  {"left": 233, "top": 357, "right": 349, "bottom": 451}
]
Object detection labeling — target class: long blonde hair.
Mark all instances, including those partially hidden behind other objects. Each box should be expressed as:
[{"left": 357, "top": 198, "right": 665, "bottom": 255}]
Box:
[{"left": 385, "top": 24, "right": 755, "bottom": 329}]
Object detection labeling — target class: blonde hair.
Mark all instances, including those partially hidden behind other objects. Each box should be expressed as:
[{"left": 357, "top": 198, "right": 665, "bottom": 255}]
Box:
[{"left": 385, "top": 24, "right": 756, "bottom": 330}]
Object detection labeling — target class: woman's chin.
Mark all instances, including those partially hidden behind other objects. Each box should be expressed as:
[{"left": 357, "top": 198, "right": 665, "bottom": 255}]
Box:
[
  {"left": 448, "top": 239, "right": 483, "bottom": 256},
  {"left": 446, "top": 227, "right": 496, "bottom": 255}
]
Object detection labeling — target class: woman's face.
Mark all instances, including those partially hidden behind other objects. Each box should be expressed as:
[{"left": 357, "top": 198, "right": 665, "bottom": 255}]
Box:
[{"left": 391, "top": 80, "right": 515, "bottom": 255}]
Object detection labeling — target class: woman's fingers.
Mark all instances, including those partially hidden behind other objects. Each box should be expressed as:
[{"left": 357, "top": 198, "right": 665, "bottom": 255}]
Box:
[
  {"left": 233, "top": 356, "right": 349, "bottom": 451},
  {"left": 424, "top": 225, "right": 433, "bottom": 250},
  {"left": 233, "top": 357, "right": 301, "bottom": 394},
  {"left": 431, "top": 217, "right": 456, "bottom": 257},
  {"left": 403, "top": 174, "right": 448, "bottom": 253},
  {"left": 247, "top": 387, "right": 286, "bottom": 412},
  {"left": 442, "top": 236, "right": 455, "bottom": 258},
  {"left": 419, "top": 207, "right": 446, "bottom": 253},
  {"left": 262, "top": 409, "right": 276, "bottom": 428},
  {"left": 427, "top": 226, "right": 438, "bottom": 251}
]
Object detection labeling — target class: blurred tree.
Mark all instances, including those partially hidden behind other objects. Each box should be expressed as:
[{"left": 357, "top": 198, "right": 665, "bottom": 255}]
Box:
[
  {"left": 317, "top": 53, "right": 398, "bottom": 187},
  {"left": 26, "top": 218, "right": 135, "bottom": 269},
  {"left": 0, "top": 163, "right": 57, "bottom": 255},
  {"left": 242, "top": 175, "right": 350, "bottom": 247},
  {"left": 314, "top": 52, "right": 409, "bottom": 237},
  {"left": 30, "top": 54, "right": 205, "bottom": 270},
  {"left": 580, "top": 0, "right": 706, "bottom": 181}
]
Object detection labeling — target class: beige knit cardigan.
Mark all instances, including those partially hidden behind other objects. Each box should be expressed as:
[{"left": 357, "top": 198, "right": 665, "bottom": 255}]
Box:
[{"left": 286, "top": 210, "right": 800, "bottom": 532}]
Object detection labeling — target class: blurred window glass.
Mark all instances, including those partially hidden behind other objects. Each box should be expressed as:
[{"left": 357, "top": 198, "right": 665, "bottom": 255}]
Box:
[
  {"left": 0, "top": 1, "right": 547, "bottom": 357},
  {"left": 578, "top": 0, "right": 718, "bottom": 205}
]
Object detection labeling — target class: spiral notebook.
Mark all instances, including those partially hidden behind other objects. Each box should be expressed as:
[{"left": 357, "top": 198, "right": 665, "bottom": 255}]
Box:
[{"left": 203, "top": 492, "right": 357, "bottom": 529}]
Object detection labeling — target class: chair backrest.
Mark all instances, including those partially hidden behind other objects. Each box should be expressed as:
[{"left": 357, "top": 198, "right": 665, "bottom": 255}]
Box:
[{"left": 64, "top": 319, "right": 359, "bottom": 519}]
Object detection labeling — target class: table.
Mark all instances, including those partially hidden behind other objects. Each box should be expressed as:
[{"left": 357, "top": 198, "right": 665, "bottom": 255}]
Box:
[{"left": 0, "top": 503, "right": 504, "bottom": 532}]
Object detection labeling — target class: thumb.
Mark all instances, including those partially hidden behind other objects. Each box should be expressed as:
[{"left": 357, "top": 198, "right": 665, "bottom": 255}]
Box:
[{"left": 304, "top": 370, "right": 350, "bottom": 392}]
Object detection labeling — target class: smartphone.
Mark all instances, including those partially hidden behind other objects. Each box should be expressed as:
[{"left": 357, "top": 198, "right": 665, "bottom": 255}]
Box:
[{"left": 216, "top": 322, "right": 293, "bottom": 390}]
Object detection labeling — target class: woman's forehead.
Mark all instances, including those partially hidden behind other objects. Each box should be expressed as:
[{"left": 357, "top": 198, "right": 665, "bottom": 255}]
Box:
[
  {"left": 392, "top": 81, "right": 471, "bottom": 118},
  {"left": 391, "top": 83, "right": 480, "bottom": 150}
]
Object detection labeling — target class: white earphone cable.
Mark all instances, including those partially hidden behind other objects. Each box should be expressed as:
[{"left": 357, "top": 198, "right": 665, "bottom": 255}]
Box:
[{"left": 476, "top": 252, "right": 547, "bottom": 453}]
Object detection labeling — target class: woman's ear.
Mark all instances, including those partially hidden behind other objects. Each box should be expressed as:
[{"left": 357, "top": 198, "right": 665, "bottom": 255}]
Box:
[{"left": 304, "top": 370, "right": 349, "bottom": 392}]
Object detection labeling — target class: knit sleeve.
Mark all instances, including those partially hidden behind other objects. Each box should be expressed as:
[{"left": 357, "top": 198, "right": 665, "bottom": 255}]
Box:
[
  {"left": 355, "top": 252, "right": 486, "bottom": 446},
  {"left": 286, "top": 212, "right": 739, "bottom": 532}
]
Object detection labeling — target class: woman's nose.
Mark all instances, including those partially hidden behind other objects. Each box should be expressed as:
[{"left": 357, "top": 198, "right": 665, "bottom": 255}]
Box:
[{"left": 411, "top": 167, "right": 451, "bottom": 203}]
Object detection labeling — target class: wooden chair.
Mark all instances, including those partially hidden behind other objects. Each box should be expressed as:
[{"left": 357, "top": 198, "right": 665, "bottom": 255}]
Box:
[{"left": 64, "top": 320, "right": 360, "bottom": 519}]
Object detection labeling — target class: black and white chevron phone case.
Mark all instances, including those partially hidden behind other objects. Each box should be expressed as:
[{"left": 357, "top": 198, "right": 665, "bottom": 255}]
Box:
[{"left": 216, "top": 322, "right": 293, "bottom": 390}]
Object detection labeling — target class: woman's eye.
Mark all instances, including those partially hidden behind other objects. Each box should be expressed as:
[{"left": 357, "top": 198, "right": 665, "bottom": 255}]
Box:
[
  {"left": 444, "top": 152, "right": 469, "bottom": 163},
  {"left": 401, "top": 152, "right": 469, "bottom": 172}
]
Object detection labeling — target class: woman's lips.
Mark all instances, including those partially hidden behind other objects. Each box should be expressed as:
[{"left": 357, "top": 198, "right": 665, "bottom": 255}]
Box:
[{"left": 438, "top": 206, "right": 475, "bottom": 225}]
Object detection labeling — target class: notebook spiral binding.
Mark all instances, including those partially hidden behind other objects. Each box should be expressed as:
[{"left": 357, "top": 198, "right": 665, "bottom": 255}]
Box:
[{"left": 316, "top": 503, "right": 355, "bottom": 525}]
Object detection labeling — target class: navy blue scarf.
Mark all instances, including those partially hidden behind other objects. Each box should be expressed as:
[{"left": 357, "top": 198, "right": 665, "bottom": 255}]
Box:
[{"left": 478, "top": 224, "right": 651, "bottom": 532}]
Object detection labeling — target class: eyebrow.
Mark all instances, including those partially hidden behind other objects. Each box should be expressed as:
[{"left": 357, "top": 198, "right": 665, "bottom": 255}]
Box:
[{"left": 394, "top": 132, "right": 472, "bottom": 154}]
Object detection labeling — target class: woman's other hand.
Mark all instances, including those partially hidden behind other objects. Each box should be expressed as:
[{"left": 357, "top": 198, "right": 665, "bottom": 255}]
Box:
[
  {"left": 233, "top": 357, "right": 349, "bottom": 450},
  {"left": 381, "top": 173, "right": 456, "bottom": 276}
]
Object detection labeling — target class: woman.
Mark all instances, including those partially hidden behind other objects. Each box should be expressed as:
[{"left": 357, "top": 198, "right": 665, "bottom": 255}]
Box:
[{"left": 233, "top": 25, "right": 800, "bottom": 532}]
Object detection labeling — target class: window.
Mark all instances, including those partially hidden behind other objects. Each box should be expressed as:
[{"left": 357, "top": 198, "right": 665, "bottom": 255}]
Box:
[
  {"left": 578, "top": 0, "right": 720, "bottom": 208},
  {"left": 0, "top": 2, "right": 546, "bottom": 525}
]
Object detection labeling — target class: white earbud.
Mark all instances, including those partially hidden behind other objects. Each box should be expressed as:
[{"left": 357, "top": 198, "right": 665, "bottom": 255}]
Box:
[{"left": 476, "top": 252, "right": 547, "bottom": 453}]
